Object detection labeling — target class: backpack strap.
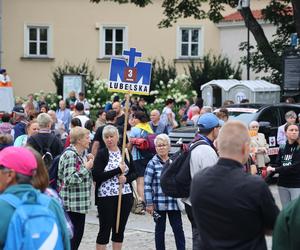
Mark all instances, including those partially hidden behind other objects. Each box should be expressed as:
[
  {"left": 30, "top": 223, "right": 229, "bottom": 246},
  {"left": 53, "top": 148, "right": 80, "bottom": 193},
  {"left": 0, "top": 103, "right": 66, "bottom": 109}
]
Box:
[
  {"left": 63, "top": 147, "right": 82, "bottom": 171},
  {"left": 189, "top": 140, "right": 209, "bottom": 151},
  {"left": 37, "top": 193, "right": 51, "bottom": 207},
  {"left": 0, "top": 194, "right": 22, "bottom": 209},
  {"left": 31, "top": 134, "right": 56, "bottom": 154}
]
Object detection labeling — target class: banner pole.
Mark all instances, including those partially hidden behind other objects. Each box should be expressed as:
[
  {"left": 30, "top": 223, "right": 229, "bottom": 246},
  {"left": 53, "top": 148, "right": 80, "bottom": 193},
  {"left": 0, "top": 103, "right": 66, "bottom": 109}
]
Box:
[{"left": 116, "top": 93, "right": 130, "bottom": 233}]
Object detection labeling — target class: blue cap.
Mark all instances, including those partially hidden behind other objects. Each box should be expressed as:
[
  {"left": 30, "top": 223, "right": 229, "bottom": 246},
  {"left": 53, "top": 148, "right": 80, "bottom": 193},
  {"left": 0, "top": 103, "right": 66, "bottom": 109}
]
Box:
[{"left": 197, "top": 113, "right": 224, "bottom": 129}]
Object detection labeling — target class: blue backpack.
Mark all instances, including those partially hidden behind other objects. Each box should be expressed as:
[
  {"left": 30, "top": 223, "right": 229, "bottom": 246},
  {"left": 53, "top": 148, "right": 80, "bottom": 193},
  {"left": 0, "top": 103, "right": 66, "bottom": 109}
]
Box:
[{"left": 0, "top": 190, "right": 64, "bottom": 250}]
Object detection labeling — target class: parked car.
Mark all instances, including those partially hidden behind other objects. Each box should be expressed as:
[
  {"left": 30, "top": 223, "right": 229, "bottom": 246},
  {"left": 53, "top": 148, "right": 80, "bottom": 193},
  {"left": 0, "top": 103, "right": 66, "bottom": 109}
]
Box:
[{"left": 169, "top": 103, "right": 300, "bottom": 165}]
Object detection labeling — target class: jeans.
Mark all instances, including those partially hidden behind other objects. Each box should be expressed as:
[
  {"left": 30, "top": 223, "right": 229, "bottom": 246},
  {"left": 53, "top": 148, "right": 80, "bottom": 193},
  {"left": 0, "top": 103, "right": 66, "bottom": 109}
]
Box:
[
  {"left": 278, "top": 186, "right": 300, "bottom": 207},
  {"left": 155, "top": 210, "right": 185, "bottom": 250}
]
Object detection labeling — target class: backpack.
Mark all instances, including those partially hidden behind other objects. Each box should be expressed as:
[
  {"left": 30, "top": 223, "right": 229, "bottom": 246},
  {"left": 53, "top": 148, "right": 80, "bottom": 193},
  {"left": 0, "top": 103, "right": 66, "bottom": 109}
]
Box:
[
  {"left": 31, "top": 135, "right": 55, "bottom": 169},
  {"left": 0, "top": 190, "right": 64, "bottom": 250},
  {"left": 160, "top": 140, "right": 208, "bottom": 198},
  {"left": 130, "top": 134, "right": 157, "bottom": 153},
  {"left": 49, "top": 147, "right": 80, "bottom": 191}
]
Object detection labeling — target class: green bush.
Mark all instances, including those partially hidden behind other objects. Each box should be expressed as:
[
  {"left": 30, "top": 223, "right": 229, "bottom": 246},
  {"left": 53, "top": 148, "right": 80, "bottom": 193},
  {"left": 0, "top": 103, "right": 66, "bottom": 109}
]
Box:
[{"left": 186, "top": 54, "right": 242, "bottom": 96}]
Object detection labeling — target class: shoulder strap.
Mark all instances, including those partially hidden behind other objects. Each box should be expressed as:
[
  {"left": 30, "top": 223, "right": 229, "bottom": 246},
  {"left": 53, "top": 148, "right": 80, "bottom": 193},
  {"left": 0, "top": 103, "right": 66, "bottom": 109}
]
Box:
[
  {"left": 47, "top": 134, "right": 56, "bottom": 149},
  {"left": 190, "top": 140, "right": 208, "bottom": 151},
  {"left": 31, "top": 136, "right": 43, "bottom": 152},
  {"left": 0, "top": 194, "right": 22, "bottom": 208},
  {"left": 63, "top": 147, "right": 82, "bottom": 171},
  {"left": 37, "top": 193, "right": 51, "bottom": 207},
  {"left": 125, "top": 148, "right": 130, "bottom": 163}
]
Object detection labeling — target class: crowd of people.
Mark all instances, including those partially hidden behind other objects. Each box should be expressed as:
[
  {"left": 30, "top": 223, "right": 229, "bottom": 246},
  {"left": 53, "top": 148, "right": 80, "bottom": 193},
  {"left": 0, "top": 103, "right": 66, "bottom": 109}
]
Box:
[{"left": 0, "top": 91, "right": 300, "bottom": 250}]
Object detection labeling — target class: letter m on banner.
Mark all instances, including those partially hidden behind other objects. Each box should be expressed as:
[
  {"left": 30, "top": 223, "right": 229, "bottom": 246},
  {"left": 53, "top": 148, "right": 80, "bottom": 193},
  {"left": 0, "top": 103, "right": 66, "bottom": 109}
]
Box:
[{"left": 108, "top": 48, "right": 152, "bottom": 95}]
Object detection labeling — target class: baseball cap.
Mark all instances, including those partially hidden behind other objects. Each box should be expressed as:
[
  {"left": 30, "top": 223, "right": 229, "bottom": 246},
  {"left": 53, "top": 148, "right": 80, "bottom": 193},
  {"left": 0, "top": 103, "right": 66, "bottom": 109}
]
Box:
[
  {"left": 197, "top": 113, "right": 224, "bottom": 130},
  {"left": 0, "top": 146, "right": 37, "bottom": 176},
  {"left": 12, "top": 105, "right": 25, "bottom": 116}
]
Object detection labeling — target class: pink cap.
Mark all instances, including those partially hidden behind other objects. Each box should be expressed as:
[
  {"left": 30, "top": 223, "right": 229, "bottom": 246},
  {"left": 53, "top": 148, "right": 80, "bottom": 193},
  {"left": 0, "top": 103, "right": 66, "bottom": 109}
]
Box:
[{"left": 0, "top": 146, "right": 37, "bottom": 176}]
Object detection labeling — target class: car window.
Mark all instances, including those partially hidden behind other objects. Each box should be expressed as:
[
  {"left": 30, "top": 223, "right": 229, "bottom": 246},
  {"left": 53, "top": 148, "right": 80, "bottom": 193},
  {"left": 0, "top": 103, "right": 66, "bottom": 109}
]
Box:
[
  {"left": 257, "top": 108, "right": 280, "bottom": 127},
  {"left": 228, "top": 113, "right": 256, "bottom": 125},
  {"left": 281, "top": 106, "right": 300, "bottom": 124}
]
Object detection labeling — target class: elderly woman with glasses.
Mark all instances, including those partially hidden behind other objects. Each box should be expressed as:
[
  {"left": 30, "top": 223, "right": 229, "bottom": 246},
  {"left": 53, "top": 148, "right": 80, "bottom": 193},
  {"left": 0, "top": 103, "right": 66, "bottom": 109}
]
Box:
[
  {"left": 92, "top": 125, "right": 137, "bottom": 250},
  {"left": 144, "top": 134, "right": 185, "bottom": 250},
  {"left": 249, "top": 121, "right": 269, "bottom": 170}
]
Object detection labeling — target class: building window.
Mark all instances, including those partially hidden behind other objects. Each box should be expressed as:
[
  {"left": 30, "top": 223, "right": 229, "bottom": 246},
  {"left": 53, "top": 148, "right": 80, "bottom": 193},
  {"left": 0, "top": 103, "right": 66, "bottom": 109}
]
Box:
[
  {"left": 24, "top": 25, "right": 52, "bottom": 57},
  {"left": 99, "top": 26, "right": 128, "bottom": 58},
  {"left": 178, "top": 27, "right": 202, "bottom": 58}
]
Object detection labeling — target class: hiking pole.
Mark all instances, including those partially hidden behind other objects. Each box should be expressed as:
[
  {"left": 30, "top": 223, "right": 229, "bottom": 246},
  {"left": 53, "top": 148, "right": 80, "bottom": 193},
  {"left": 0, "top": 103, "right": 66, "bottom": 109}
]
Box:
[{"left": 116, "top": 93, "right": 130, "bottom": 233}]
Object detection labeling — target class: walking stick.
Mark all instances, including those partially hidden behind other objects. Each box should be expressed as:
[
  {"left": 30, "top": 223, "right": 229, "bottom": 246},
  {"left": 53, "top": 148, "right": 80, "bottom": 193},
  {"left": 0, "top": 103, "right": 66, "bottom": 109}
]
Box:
[{"left": 116, "top": 93, "right": 130, "bottom": 233}]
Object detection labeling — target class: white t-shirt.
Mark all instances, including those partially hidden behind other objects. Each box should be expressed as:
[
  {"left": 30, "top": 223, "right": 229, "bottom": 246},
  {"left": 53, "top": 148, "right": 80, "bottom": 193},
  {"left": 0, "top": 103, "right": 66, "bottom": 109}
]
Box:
[{"left": 76, "top": 115, "right": 89, "bottom": 128}]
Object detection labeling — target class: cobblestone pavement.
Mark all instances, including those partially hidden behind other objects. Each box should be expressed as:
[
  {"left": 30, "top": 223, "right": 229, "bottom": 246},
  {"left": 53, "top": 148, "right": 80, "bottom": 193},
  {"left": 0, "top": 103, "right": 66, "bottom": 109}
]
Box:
[{"left": 80, "top": 185, "right": 280, "bottom": 250}]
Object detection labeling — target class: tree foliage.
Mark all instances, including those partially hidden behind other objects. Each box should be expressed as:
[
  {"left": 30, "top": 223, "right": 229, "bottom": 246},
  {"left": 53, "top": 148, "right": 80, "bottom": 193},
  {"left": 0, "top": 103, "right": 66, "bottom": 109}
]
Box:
[{"left": 187, "top": 54, "right": 242, "bottom": 96}]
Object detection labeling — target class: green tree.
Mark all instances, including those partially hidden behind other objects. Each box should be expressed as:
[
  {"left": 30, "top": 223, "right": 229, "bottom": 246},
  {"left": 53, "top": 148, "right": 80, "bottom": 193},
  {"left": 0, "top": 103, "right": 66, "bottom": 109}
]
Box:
[
  {"left": 187, "top": 54, "right": 242, "bottom": 96},
  {"left": 146, "top": 57, "right": 177, "bottom": 103},
  {"left": 90, "top": 0, "right": 300, "bottom": 84}
]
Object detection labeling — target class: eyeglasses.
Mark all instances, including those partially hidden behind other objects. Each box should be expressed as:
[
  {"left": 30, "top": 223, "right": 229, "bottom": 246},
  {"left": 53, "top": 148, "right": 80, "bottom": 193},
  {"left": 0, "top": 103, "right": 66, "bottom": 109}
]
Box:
[{"left": 156, "top": 144, "right": 168, "bottom": 148}]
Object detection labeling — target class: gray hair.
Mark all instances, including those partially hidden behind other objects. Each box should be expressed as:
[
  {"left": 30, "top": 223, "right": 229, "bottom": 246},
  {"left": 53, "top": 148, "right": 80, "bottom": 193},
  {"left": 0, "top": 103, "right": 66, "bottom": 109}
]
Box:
[
  {"left": 37, "top": 113, "right": 52, "bottom": 128},
  {"left": 102, "top": 125, "right": 119, "bottom": 140},
  {"left": 154, "top": 133, "right": 170, "bottom": 146},
  {"left": 249, "top": 121, "right": 259, "bottom": 129},
  {"left": 285, "top": 110, "right": 297, "bottom": 120},
  {"left": 202, "top": 106, "right": 213, "bottom": 113}
]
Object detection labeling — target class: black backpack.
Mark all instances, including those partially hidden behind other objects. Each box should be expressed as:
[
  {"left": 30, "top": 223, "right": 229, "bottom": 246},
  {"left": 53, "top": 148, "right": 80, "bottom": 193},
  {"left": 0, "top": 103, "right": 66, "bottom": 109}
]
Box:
[
  {"left": 31, "top": 135, "right": 55, "bottom": 169},
  {"left": 160, "top": 140, "right": 207, "bottom": 198},
  {"left": 49, "top": 147, "right": 79, "bottom": 191}
]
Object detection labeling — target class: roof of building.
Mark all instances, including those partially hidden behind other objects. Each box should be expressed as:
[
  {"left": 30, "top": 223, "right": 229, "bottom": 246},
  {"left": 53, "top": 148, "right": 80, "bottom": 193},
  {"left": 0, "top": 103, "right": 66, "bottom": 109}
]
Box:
[
  {"left": 222, "top": 6, "right": 293, "bottom": 23},
  {"left": 222, "top": 10, "right": 263, "bottom": 22}
]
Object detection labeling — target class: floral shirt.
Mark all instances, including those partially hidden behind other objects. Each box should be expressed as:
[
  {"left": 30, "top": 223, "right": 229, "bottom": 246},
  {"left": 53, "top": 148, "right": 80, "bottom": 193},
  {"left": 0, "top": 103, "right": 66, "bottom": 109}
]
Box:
[{"left": 98, "top": 150, "right": 132, "bottom": 197}]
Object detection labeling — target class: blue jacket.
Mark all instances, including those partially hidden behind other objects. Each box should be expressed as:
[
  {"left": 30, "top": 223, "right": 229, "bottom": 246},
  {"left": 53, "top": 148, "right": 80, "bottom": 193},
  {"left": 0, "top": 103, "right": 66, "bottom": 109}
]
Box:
[{"left": 13, "top": 121, "right": 26, "bottom": 141}]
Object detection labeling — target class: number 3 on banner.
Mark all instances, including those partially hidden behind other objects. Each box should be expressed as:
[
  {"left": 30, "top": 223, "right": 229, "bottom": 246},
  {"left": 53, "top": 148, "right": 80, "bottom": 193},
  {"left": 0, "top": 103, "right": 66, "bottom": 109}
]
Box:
[{"left": 124, "top": 67, "right": 137, "bottom": 82}]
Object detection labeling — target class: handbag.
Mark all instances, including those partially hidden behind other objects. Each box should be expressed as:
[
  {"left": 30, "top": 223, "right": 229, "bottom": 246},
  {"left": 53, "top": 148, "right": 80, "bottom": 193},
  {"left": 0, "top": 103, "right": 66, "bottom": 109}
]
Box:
[
  {"left": 130, "top": 181, "right": 145, "bottom": 214},
  {"left": 264, "top": 154, "right": 270, "bottom": 164}
]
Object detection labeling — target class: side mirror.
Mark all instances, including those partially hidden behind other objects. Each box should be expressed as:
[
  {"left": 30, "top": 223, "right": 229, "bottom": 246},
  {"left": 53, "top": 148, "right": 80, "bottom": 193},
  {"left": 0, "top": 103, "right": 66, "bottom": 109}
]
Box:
[{"left": 258, "top": 121, "right": 271, "bottom": 134}]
